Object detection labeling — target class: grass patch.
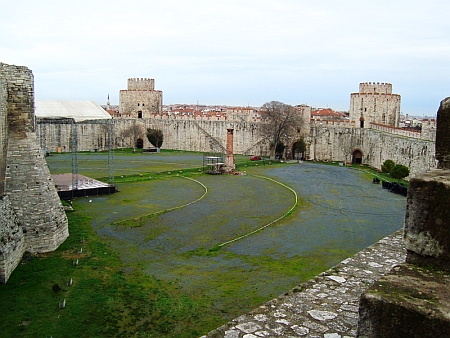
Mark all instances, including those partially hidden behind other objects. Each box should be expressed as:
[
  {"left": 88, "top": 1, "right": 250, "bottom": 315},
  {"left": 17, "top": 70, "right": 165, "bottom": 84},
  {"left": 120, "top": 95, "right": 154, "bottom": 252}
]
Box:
[
  {"left": 0, "top": 207, "right": 216, "bottom": 338},
  {"left": 6, "top": 150, "right": 405, "bottom": 337}
]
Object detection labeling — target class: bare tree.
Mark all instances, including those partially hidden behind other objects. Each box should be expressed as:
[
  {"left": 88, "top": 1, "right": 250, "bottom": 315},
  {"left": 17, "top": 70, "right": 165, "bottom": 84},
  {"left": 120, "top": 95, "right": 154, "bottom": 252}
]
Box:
[
  {"left": 260, "top": 101, "right": 305, "bottom": 160},
  {"left": 120, "top": 121, "right": 145, "bottom": 151}
]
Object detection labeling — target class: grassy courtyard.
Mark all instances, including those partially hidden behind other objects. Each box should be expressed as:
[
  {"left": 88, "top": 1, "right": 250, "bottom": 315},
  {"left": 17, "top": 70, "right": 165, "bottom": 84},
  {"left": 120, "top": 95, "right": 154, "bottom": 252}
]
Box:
[{"left": 0, "top": 149, "right": 407, "bottom": 337}]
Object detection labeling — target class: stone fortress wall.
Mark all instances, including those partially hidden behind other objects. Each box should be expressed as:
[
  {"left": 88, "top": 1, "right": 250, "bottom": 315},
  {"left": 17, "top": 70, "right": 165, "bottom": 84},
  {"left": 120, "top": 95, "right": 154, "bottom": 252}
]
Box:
[
  {"left": 119, "top": 78, "right": 163, "bottom": 118},
  {"left": 309, "top": 125, "right": 436, "bottom": 178},
  {"left": 37, "top": 80, "right": 436, "bottom": 178},
  {"left": 349, "top": 82, "right": 401, "bottom": 127},
  {"left": 36, "top": 116, "right": 436, "bottom": 179},
  {"left": 0, "top": 63, "right": 69, "bottom": 283}
]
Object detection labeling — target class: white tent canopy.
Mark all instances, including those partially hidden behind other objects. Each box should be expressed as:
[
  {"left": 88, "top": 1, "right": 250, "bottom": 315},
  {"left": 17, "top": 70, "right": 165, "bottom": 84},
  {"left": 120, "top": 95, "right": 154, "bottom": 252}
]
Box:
[{"left": 35, "top": 100, "right": 112, "bottom": 122}]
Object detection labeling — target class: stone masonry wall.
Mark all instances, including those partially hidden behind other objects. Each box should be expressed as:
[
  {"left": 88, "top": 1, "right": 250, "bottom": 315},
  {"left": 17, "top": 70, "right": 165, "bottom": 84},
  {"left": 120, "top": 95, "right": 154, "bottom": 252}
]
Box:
[
  {"left": 119, "top": 78, "right": 162, "bottom": 117},
  {"left": 309, "top": 126, "right": 436, "bottom": 178},
  {"left": 0, "top": 63, "right": 69, "bottom": 283},
  {"left": 36, "top": 118, "right": 266, "bottom": 155},
  {"left": 0, "top": 78, "right": 7, "bottom": 196},
  {"left": 349, "top": 82, "right": 401, "bottom": 127},
  {"left": 36, "top": 116, "right": 436, "bottom": 178},
  {"left": 5, "top": 132, "right": 69, "bottom": 252},
  {"left": 0, "top": 196, "right": 25, "bottom": 284}
]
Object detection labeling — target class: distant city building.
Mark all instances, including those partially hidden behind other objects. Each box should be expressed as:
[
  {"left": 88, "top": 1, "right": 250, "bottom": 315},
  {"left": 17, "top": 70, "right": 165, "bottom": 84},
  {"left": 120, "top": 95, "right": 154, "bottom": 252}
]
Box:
[{"left": 310, "top": 108, "right": 347, "bottom": 121}]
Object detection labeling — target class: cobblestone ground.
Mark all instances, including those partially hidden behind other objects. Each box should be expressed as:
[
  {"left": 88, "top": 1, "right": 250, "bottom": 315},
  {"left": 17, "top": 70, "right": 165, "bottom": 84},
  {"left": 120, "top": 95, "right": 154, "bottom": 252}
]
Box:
[{"left": 204, "top": 231, "right": 406, "bottom": 338}]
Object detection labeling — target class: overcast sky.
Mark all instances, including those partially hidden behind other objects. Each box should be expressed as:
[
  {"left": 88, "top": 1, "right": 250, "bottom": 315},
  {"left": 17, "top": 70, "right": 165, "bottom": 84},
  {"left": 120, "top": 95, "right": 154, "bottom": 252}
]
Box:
[{"left": 1, "top": 1, "right": 449, "bottom": 115}]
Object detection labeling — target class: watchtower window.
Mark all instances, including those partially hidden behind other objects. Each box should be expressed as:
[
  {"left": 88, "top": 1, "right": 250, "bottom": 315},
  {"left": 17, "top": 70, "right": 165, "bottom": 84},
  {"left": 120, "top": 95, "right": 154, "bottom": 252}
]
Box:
[
  {"left": 138, "top": 103, "right": 140, "bottom": 106},
  {"left": 138, "top": 111, "right": 143, "bottom": 118}
]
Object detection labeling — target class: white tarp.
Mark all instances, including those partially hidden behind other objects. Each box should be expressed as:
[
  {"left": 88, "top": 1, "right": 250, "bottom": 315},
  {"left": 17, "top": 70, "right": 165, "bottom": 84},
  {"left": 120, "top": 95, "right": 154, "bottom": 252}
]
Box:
[{"left": 35, "top": 100, "right": 112, "bottom": 122}]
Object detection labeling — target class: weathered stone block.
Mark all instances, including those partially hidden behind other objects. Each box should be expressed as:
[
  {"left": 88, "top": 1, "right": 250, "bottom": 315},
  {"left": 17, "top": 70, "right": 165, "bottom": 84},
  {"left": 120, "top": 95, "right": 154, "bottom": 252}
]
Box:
[
  {"left": 404, "top": 169, "right": 450, "bottom": 270},
  {"left": 436, "top": 97, "right": 450, "bottom": 169},
  {"left": 357, "top": 264, "right": 450, "bottom": 338}
]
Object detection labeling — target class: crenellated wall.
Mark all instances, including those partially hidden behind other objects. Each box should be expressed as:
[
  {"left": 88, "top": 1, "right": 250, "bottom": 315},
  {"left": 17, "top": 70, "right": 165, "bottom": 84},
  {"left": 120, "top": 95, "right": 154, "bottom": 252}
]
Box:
[{"left": 0, "top": 63, "right": 69, "bottom": 283}]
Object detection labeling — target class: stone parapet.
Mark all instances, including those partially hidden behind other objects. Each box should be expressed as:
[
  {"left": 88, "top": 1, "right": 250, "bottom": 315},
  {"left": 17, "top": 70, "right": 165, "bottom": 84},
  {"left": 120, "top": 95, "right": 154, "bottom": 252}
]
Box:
[
  {"left": 357, "top": 264, "right": 450, "bottom": 338},
  {"left": 404, "top": 170, "right": 450, "bottom": 270}
]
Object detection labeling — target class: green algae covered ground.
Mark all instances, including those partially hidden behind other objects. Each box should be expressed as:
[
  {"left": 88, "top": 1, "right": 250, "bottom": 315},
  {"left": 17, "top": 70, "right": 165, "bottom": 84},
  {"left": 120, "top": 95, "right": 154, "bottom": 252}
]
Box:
[{"left": 0, "top": 150, "right": 406, "bottom": 337}]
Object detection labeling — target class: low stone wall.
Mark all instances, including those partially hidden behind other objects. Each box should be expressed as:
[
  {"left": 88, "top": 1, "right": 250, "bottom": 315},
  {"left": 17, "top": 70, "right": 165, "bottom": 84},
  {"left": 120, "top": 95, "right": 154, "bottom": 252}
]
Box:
[{"left": 203, "top": 230, "right": 406, "bottom": 337}]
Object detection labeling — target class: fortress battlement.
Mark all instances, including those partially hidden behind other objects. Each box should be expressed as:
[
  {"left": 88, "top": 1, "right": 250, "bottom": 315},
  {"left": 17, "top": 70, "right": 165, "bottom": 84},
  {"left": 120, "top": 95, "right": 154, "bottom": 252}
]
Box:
[
  {"left": 127, "top": 78, "right": 155, "bottom": 91},
  {"left": 359, "top": 82, "right": 393, "bottom": 94},
  {"left": 350, "top": 92, "right": 400, "bottom": 97}
]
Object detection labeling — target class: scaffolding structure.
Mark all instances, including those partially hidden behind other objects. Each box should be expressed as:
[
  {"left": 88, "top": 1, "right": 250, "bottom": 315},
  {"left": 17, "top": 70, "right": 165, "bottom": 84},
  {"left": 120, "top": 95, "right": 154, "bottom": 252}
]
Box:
[
  {"left": 36, "top": 118, "right": 115, "bottom": 193},
  {"left": 203, "top": 153, "right": 225, "bottom": 174},
  {"left": 71, "top": 120, "right": 79, "bottom": 189},
  {"left": 107, "top": 119, "right": 115, "bottom": 185}
]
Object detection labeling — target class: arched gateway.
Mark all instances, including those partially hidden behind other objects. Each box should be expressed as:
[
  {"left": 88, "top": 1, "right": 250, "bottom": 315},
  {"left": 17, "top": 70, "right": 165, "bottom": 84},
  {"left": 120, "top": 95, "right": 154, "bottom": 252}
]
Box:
[{"left": 352, "top": 149, "right": 363, "bottom": 164}]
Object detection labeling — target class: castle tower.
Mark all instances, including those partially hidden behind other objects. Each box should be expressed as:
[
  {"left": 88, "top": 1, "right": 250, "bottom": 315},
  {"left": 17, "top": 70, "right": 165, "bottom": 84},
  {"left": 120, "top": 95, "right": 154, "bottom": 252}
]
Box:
[
  {"left": 0, "top": 63, "right": 69, "bottom": 283},
  {"left": 119, "top": 78, "right": 163, "bottom": 118},
  {"left": 349, "top": 82, "right": 401, "bottom": 127}
]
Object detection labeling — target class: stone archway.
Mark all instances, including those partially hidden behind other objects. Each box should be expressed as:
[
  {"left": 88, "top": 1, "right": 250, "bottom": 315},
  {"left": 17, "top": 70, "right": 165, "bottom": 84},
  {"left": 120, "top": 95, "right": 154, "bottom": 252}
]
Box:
[
  {"left": 135, "top": 138, "right": 144, "bottom": 149},
  {"left": 352, "top": 149, "right": 363, "bottom": 164},
  {"left": 292, "top": 141, "right": 305, "bottom": 160}
]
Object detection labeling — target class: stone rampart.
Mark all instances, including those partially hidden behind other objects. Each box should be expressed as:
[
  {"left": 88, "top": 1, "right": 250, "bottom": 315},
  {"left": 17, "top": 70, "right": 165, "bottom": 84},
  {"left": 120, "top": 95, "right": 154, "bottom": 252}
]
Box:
[
  {"left": 36, "top": 115, "right": 437, "bottom": 178},
  {"left": 37, "top": 118, "right": 266, "bottom": 155},
  {"left": 309, "top": 125, "right": 435, "bottom": 177},
  {"left": 370, "top": 123, "right": 430, "bottom": 140},
  {"left": 0, "top": 63, "right": 69, "bottom": 283}
]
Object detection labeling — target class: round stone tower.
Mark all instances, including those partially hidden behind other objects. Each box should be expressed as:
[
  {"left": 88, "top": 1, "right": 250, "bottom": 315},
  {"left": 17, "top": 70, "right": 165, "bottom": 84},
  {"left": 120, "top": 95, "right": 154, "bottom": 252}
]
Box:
[{"left": 349, "top": 82, "right": 401, "bottom": 128}]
